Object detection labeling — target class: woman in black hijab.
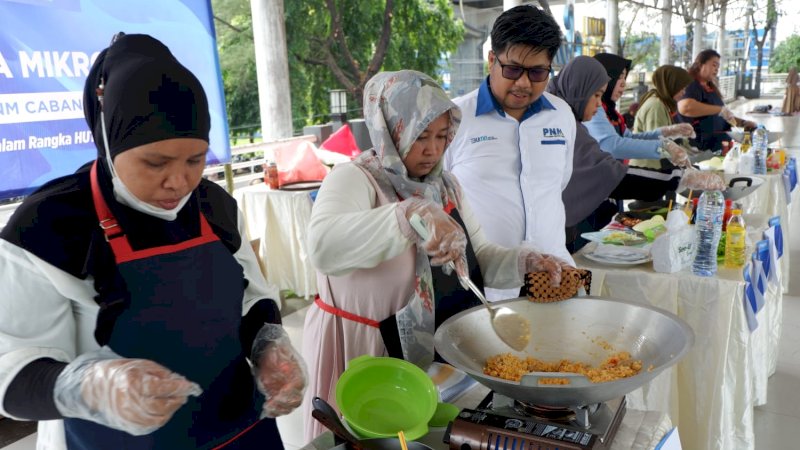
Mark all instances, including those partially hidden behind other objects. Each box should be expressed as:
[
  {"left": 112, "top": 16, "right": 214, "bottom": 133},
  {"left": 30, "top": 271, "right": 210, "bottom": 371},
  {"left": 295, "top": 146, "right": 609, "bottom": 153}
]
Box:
[
  {"left": 594, "top": 53, "right": 633, "bottom": 135},
  {"left": 0, "top": 33, "right": 305, "bottom": 449}
]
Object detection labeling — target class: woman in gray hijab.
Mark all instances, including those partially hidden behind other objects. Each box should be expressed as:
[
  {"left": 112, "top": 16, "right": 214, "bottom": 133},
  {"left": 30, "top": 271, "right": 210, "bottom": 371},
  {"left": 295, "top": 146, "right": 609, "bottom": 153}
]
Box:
[
  {"left": 301, "top": 70, "right": 571, "bottom": 440},
  {"left": 548, "top": 56, "right": 720, "bottom": 251}
]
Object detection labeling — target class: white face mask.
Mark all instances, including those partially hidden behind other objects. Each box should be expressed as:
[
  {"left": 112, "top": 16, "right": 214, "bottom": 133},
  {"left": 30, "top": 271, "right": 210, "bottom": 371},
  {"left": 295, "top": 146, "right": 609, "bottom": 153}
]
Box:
[
  {"left": 100, "top": 110, "right": 191, "bottom": 221},
  {"left": 111, "top": 176, "right": 191, "bottom": 221}
]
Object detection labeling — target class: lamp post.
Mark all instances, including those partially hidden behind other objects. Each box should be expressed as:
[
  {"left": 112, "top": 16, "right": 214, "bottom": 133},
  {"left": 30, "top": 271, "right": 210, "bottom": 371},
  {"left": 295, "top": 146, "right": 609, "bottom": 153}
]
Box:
[
  {"left": 329, "top": 89, "right": 348, "bottom": 131},
  {"left": 636, "top": 71, "right": 648, "bottom": 102}
]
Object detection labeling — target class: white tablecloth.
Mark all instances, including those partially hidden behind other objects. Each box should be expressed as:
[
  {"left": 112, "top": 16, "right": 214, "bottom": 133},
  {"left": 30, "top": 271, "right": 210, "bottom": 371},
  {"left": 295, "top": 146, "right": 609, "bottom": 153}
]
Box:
[
  {"left": 736, "top": 172, "right": 792, "bottom": 293},
  {"left": 233, "top": 183, "right": 317, "bottom": 298},
  {"left": 575, "top": 215, "right": 785, "bottom": 450}
]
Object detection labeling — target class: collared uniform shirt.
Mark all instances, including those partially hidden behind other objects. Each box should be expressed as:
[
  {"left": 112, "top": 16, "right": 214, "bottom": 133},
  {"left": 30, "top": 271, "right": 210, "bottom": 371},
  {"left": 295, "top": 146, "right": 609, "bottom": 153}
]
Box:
[{"left": 444, "top": 79, "right": 576, "bottom": 301}]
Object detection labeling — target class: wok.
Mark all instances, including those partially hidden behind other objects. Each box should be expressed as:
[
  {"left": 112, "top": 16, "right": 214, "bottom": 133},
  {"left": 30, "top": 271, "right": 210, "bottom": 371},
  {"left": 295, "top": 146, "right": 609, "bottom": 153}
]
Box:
[
  {"left": 680, "top": 173, "right": 765, "bottom": 201},
  {"left": 433, "top": 297, "right": 694, "bottom": 407}
]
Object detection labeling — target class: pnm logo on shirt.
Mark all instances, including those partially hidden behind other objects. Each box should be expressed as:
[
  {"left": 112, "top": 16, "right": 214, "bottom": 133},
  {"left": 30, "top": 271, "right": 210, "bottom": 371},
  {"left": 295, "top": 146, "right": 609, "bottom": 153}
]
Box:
[
  {"left": 542, "top": 128, "right": 565, "bottom": 138},
  {"left": 469, "top": 135, "right": 498, "bottom": 144}
]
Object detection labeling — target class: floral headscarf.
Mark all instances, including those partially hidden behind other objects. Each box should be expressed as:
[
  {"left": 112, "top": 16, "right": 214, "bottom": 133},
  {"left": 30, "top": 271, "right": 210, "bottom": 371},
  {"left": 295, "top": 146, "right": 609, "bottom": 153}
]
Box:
[
  {"left": 354, "top": 70, "right": 461, "bottom": 208},
  {"left": 353, "top": 70, "right": 461, "bottom": 368}
]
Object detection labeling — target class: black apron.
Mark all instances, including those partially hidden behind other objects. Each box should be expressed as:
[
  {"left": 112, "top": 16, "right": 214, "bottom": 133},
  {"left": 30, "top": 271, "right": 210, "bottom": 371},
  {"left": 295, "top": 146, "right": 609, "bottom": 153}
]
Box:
[{"left": 63, "top": 162, "right": 282, "bottom": 449}]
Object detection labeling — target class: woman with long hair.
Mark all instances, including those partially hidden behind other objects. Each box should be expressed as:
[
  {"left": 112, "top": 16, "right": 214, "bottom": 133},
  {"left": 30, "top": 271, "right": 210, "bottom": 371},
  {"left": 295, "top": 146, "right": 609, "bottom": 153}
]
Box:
[{"left": 677, "top": 49, "right": 755, "bottom": 151}]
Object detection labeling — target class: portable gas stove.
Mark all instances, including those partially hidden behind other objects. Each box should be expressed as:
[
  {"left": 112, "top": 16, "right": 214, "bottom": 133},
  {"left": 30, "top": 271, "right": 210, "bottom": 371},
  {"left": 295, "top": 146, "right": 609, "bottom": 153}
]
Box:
[{"left": 443, "top": 391, "right": 626, "bottom": 450}]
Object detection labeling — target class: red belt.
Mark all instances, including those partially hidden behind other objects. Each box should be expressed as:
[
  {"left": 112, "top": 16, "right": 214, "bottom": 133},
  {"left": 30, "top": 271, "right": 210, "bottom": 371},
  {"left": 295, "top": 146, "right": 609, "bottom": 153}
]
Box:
[{"left": 314, "top": 296, "right": 380, "bottom": 328}]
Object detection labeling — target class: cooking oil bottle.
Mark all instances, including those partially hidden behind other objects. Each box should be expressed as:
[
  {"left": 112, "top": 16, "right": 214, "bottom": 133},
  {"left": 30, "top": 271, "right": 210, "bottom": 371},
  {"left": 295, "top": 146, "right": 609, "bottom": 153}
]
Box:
[{"left": 724, "top": 209, "right": 746, "bottom": 268}]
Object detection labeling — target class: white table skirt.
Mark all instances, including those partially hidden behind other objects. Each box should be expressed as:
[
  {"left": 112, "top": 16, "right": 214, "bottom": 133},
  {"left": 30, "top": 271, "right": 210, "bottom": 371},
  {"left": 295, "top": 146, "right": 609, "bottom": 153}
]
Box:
[
  {"left": 574, "top": 215, "right": 785, "bottom": 450},
  {"left": 736, "top": 172, "right": 793, "bottom": 293},
  {"left": 234, "top": 183, "right": 317, "bottom": 298}
]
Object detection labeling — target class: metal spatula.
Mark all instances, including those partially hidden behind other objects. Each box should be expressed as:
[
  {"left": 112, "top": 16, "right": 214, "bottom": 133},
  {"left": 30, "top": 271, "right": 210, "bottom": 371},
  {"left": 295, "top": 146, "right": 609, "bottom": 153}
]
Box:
[{"left": 409, "top": 214, "right": 531, "bottom": 351}]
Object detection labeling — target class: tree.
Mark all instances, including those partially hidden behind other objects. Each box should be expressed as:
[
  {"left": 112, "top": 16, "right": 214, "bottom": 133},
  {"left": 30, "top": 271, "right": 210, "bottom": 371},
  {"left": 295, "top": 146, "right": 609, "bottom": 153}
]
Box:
[
  {"left": 623, "top": 33, "right": 661, "bottom": 71},
  {"left": 213, "top": 0, "right": 260, "bottom": 138},
  {"left": 213, "top": 0, "right": 464, "bottom": 133},
  {"left": 770, "top": 35, "right": 800, "bottom": 72},
  {"left": 285, "top": 0, "right": 463, "bottom": 128},
  {"left": 749, "top": 0, "right": 777, "bottom": 94}
]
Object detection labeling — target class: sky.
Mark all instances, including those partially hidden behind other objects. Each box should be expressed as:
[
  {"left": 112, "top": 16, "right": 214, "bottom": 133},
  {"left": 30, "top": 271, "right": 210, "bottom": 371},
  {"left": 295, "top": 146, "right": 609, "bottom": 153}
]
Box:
[{"left": 549, "top": 0, "right": 800, "bottom": 46}]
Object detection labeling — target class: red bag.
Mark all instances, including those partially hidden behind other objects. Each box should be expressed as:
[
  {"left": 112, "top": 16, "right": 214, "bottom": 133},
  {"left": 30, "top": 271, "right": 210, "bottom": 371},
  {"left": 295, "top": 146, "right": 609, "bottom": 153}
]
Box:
[
  {"left": 273, "top": 140, "right": 329, "bottom": 186},
  {"left": 320, "top": 124, "right": 360, "bottom": 159}
]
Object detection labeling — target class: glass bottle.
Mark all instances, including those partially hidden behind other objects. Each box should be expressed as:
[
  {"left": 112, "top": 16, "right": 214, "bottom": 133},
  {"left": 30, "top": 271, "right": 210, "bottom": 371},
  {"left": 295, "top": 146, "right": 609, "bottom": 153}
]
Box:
[{"left": 265, "top": 161, "right": 279, "bottom": 189}]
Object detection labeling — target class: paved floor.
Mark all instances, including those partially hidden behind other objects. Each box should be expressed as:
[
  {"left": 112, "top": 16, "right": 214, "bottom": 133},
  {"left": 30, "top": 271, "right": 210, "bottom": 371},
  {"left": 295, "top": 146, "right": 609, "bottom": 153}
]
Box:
[{"left": 1, "top": 98, "right": 799, "bottom": 449}]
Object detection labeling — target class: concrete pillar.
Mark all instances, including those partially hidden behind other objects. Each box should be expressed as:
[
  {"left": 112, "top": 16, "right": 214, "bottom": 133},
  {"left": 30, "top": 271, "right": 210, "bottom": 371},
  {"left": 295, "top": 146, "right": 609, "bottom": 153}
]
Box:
[
  {"left": 692, "top": 0, "right": 705, "bottom": 58},
  {"left": 717, "top": 1, "right": 727, "bottom": 62},
  {"left": 605, "top": 0, "right": 620, "bottom": 54},
  {"left": 660, "top": 0, "right": 672, "bottom": 65},
  {"left": 503, "top": 0, "right": 522, "bottom": 10},
  {"left": 250, "top": 0, "right": 293, "bottom": 141}
]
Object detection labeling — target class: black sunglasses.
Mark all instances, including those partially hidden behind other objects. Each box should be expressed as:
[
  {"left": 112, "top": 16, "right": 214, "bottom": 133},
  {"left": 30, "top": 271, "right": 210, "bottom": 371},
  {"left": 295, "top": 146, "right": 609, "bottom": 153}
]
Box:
[{"left": 496, "top": 60, "right": 551, "bottom": 82}]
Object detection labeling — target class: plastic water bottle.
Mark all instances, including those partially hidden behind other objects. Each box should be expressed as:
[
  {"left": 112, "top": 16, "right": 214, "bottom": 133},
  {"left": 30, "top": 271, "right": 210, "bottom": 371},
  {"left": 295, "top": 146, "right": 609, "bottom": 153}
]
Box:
[
  {"left": 723, "top": 209, "right": 747, "bottom": 268},
  {"left": 752, "top": 125, "right": 768, "bottom": 175},
  {"left": 692, "top": 190, "right": 725, "bottom": 276}
]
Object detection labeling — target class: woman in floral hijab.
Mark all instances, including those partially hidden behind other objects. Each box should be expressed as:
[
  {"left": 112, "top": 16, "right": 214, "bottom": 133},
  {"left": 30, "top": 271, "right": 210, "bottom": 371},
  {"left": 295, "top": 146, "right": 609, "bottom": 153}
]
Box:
[{"left": 300, "top": 70, "right": 570, "bottom": 441}]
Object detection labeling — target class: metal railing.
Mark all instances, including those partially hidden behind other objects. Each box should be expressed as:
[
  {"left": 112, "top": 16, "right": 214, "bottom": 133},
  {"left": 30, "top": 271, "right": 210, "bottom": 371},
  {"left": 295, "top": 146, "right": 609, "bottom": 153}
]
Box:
[{"left": 203, "top": 135, "right": 319, "bottom": 192}]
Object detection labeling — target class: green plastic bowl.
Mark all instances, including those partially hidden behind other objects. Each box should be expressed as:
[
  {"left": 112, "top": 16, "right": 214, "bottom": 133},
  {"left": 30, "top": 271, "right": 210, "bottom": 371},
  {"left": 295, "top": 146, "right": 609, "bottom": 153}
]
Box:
[{"left": 336, "top": 356, "right": 438, "bottom": 441}]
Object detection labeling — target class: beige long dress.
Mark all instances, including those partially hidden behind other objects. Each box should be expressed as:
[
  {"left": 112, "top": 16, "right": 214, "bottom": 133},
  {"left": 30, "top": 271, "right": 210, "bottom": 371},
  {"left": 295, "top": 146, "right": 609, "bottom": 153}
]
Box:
[
  {"left": 300, "top": 166, "right": 416, "bottom": 442},
  {"left": 300, "top": 162, "right": 523, "bottom": 442}
]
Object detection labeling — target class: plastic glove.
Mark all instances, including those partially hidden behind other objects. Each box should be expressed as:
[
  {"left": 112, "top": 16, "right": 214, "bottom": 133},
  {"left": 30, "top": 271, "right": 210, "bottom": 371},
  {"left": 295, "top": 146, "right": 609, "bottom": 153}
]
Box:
[
  {"left": 518, "top": 249, "right": 574, "bottom": 287},
  {"left": 53, "top": 346, "right": 202, "bottom": 436},
  {"left": 397, "top": 197, "right": 468, "bottom": 277},
  {"left": 660, "top": 138, "right": 691, "bottom": 168},
  {"left": 660, "top": 123, "right": 695, "bottom": 139},
  {"left": 251, "top": 324, "right": 307, "bottom": 418},
  {"left": 718, "top": 106, "right": 736, "bottom": 124},
  {"left": 679, "top": 168, "right": 726, "bottom": 192}
]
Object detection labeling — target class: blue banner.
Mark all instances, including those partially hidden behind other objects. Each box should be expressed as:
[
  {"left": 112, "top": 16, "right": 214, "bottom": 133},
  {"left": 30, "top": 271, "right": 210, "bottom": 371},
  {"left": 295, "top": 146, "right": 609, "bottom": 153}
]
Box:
[{"left": 0, "top": 0, "right": 229, "bottom": 200}]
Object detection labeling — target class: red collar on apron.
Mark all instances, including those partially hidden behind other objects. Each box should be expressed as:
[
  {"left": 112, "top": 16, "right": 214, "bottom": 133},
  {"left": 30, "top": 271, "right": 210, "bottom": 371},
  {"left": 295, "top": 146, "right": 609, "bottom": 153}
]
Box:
[{"left": 90, "top": 161, "right": 218, "bottom": 264}]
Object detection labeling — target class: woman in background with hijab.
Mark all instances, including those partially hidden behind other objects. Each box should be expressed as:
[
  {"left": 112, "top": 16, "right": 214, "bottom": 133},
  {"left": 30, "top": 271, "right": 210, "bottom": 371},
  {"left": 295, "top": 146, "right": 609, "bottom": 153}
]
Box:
[
  {"left": 0, "top": 34, "right": 305, "bottom": 449},
  {"left": 782, "top": 67, "right": 800, "bottom": 114},
  {"left": 301, "top": 70, "right": 570, "bottom": 440},
  {"left": 547, "top": 56, "right": 723, "bottom": 251},
  {"left": 631, "top": 65, "right": 695, "bottom": 169},
  {"left": 584, "top": 53, "right": 693, "bottom": 167},
  {"left": 677, "top": 49, "right": 756, "bottom": 151}
]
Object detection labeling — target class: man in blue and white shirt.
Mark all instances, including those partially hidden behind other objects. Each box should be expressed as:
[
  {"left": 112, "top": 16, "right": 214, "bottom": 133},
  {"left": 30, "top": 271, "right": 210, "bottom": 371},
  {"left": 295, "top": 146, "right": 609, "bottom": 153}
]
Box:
[{"left": 444, "top": 5, "right": 576, "bottom": 300}]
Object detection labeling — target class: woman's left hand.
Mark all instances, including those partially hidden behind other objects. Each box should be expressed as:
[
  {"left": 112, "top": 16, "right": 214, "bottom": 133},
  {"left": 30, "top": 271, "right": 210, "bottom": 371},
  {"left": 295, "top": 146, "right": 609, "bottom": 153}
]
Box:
[
  {"left": 251, "top": 324, "right": 307, "bottom": 418},
  {"left": 520, "top": 250, "right": 573, "bottom": 287}
]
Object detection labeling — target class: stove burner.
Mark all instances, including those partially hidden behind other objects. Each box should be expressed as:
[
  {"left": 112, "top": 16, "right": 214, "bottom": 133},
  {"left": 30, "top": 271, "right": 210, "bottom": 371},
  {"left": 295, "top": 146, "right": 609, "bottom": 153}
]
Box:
[{"left": 514, "top": 400, "right": 575, "bottom": 423}]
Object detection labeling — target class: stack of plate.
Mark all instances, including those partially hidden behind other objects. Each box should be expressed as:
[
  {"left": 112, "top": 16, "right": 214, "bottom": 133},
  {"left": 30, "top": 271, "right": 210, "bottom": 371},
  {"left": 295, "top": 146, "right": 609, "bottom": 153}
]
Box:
[{"left": 583, "top": 242, "right": 652, "bottom": 266}]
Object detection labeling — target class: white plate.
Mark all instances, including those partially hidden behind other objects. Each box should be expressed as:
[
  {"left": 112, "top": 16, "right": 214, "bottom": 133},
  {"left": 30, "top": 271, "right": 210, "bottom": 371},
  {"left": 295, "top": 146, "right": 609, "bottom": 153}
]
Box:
[
  {"left": 581, "top": 230, "right": 648, "bottom": 247},
  {"left": 584, "top": 251, "right": 652, "bottom": 266}
]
